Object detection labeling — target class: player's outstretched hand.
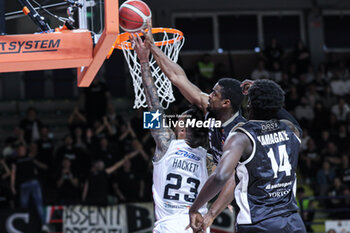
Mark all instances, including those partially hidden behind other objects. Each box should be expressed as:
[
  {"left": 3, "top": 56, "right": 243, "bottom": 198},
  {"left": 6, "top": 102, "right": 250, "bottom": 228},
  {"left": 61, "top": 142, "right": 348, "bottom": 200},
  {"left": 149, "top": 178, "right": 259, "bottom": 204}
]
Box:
[
  {"left": 241, "top": 79, "right": 254, "bottom": 95},
  {"left": 129, "top": 33, "right": 150, "bottom": 63},
  {"left": 186, "top": 211, "right": 204, "bottom": 233},
  {"left": 142, "top": 18, "right": 155, "bottom": 48}
]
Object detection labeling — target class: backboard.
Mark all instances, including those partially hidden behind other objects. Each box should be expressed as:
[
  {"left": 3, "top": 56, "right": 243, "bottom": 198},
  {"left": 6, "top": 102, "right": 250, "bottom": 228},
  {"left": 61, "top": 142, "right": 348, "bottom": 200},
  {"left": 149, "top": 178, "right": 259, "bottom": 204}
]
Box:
[
  {"left": 79, "top": 0, "right": 105, "bottom": 44},
  {"left": 0, "top": 0, "right": 119, "bottom": 87}
]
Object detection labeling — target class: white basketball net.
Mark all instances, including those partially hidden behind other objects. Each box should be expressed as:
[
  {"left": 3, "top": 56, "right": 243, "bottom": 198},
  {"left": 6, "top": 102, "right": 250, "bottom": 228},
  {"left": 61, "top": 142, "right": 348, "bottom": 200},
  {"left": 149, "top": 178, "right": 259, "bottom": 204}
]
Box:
[{"left": 118, "top": 29, "right": 185, "bottom": 109}]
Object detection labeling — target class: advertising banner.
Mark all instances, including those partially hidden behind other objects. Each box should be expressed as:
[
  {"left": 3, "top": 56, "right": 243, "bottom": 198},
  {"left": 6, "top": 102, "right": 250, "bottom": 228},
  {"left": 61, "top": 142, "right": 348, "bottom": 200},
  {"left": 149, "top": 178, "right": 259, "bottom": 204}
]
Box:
[
  {"left": 63, "top": 205, "right": 127, "bottom": 233},
  {"left": 325, "top": 220, "right": 350, "bottom": 232}
]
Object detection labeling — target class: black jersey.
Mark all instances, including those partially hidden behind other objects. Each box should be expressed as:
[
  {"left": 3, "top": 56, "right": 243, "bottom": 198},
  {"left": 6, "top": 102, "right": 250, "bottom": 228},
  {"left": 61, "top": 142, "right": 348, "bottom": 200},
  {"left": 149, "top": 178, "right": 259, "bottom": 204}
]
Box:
[
  {"left": 234, "top": 120, "right": 300, "bottom": 225},
  {"left": 206, "top": 112, "right": 246, "bottom": 165}
]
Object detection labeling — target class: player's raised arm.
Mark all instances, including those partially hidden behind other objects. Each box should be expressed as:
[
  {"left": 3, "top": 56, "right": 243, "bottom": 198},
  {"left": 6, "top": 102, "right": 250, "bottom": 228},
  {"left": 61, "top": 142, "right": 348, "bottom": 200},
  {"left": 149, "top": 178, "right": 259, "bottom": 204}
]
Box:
[
  {"left": 130, "top": 33, "right": 175, "bottom": 162},
  {"left": 142, "top": 20, "right": 209, "bottom": 113}
]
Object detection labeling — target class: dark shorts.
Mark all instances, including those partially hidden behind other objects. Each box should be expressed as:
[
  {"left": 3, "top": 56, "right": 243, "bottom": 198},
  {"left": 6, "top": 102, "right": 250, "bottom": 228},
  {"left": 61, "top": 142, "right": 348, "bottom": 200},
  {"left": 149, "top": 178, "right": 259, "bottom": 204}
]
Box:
[{"left": 237, "top": 212, "right": 307, "bottom": 233}]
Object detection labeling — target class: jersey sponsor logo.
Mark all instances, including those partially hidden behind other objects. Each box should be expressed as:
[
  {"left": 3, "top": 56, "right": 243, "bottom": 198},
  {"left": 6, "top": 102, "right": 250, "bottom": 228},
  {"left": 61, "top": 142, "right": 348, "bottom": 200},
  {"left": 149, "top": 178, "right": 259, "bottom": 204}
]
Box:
[
  {"left": 143, "top": 110, "right": 162, "bottom": 129},
  {"left": 172, "top": 158, "right": 199, "bottom": 173},
  {"left": 261, "top": 121, "right": 279, "bottom": 132},
  {"left": 265, "top": 181, "right": 293, "bottom": 190},
  {"left": 175, "top": 149, "right": 201, "bottom": 161},
  {"left": 163, "top": 202, "right": 188, "bottom": 209},
  {"left": 268, "top": 189, "right": 291, "bottom": 198},
  {"left": 0, "top": 39, "right": 60, "bottom": 54},
  {"left": 257, "top": 130, "right": 290, "bottom": 146}
]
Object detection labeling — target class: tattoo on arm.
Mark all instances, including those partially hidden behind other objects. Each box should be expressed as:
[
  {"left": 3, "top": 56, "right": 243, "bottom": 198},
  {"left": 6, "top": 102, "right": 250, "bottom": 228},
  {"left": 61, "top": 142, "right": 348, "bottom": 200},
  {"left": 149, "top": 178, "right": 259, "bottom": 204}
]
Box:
[
  {"left": 206, "top": 153, "right": 216, "bottom": 175},
  {"left": 141, "top": 62, "right": 175, "bottom": 161}
]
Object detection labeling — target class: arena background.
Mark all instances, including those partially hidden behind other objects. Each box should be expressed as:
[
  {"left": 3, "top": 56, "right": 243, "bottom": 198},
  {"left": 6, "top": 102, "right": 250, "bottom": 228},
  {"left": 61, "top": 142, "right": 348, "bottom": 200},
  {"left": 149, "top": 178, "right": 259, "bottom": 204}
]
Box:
[{"left": 1, "top": 0, "right": 350, "bottom": 232}]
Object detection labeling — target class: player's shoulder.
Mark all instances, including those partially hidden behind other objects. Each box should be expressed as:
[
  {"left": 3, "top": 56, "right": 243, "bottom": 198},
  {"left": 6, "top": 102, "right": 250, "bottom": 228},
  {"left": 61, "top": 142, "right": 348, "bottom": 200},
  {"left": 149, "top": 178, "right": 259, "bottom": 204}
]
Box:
[{"left": 279, "top": 119, "right": 300, "bottom": 138}]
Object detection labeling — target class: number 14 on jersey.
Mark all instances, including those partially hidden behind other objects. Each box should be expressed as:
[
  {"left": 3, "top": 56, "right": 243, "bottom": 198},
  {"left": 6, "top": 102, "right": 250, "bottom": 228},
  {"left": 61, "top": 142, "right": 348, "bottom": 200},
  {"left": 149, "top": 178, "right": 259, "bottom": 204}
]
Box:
[{"left": 267, "top": 144, "right": 292, "bottom": 178}]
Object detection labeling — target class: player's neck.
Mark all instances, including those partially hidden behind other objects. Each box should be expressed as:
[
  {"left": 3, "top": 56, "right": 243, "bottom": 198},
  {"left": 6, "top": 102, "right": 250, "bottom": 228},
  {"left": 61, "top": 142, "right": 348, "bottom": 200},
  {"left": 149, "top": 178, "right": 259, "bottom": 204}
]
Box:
[{"left": 216, "top": 110, "right": 236, "bottom": 124}]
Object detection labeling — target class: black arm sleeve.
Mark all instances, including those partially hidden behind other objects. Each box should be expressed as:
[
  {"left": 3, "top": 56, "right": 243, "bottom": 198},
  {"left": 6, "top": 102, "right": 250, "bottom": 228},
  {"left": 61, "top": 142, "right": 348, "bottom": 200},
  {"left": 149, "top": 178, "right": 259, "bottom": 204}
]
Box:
[{"left": 276, "top": 108, "right": 302, "bottom": 136}]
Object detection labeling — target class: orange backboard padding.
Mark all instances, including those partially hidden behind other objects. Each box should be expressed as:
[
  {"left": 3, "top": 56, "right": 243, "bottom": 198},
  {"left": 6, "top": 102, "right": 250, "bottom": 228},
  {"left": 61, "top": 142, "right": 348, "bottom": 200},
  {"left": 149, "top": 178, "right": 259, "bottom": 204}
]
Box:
[
  {"left": 0, "top": 30, "right": 93, "bottom": 72},
  {"left": 77, "top": 0, "right": 119, "bottom": 87},
  {"left": 0, "top": 0, "right": 119, "bottom": 88}
]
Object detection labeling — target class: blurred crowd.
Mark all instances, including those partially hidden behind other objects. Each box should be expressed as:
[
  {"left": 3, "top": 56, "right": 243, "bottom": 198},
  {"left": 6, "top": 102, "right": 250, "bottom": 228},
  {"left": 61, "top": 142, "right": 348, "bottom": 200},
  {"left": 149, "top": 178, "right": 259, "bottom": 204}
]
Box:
[{"left": 0, "top": 38, "right": 349, "bottom": 228}]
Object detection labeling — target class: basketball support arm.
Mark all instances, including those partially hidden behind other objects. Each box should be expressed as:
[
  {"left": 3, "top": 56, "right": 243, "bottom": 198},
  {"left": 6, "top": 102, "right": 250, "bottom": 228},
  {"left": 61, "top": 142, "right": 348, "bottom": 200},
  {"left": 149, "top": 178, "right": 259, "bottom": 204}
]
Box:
[
  {"left": 16, "top": 0, "right": 51, "bottom": 31},
  {"left": 0, "top": 0, "right": 119, "bottom": 87}
]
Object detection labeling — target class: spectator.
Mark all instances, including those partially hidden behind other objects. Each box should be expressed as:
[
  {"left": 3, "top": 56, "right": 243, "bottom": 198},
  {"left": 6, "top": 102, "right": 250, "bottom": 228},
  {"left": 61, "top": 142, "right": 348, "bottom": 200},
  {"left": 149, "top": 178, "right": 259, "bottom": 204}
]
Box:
[
  {"left": 339, "top": 187, "right": 350, "bottom": 219},
  {"left": 19, "top": 107, "right": 43, "bottom": 143},
  {"left": 56, "top": 158, "right": 79, "bottom": 205},
  {"left": 313, "top": 71, "right": 327, "bottom": 95},
  {"left": 279, "top": 73, "right": 292, "bottom": 91},
  {"left": 105, "top": 104, "right": 118, "bottom": 133},
  {"left": 293, "top": 40, "right": 311, "bottom": 74},
  {"left": 251, "top": 60, "right": 270, "bottom": 80},
  {"left": 300, "top": 139, "right": 320, "bottom": 184},
  {"left": 329, "top": 113, "right": 340, "bottom": 136},
  {"left": 296, "top": 187, "right": 315, "bottom": 232},
  {"left": 315, "top": 130, "right": 333, "bottom": 149},
  {"left": 82, "top": 151, "right": 138, "bottom": 206},
  {"left": 331, "top": 98, "right": 350, "bottom": 122},
  {"left": 346, "top": 113, "right": 350, "bottom": 133},
  {"left": 313, "top": 101, "right": 330, "bottom": 131},
  {"left": 93, "top": 137, "right": 118, "bottom": 168},
  {"left": 305, "top": 85, "right": 320, "bottom": 108},
  {"left": 295, "top": 97, "right": 314, "bottom": 126},
  {"left": 68, "top": 107, "right": 87, "bottom": 134},
  {"left": 81, "top": 77, "right": 111, "bottom": 126},
  {"left": 114, "top": 158, "right": 144, "bottom": 203},
  {"left": 337, "top": 61, "right": 349, "bottom": 80},
  {"left": 304, "top": 65, "right": 315, "bottom": 84},
  {"left": 262, "top": 38, "right": 284, "bottom": 68},
  {"left": 322, "top": 142, "right": 342, "bottom": 170},
  {"left": 322, "top": 86, "right": 337, "bottom": 109},
  {"left": 337, "top": 125, "right": 349, "bottom": 152},
  {"left": 92, "top": 117, "right": 116, "bottom": 141},
  {"left": 317, "top": 161, "right": 336, "bottom": 196},
  {"left": 327, "top": 177, "right": 347, "bottom": 218},
  {"left": 0, "top": 158, "right": 12, "bottom": 207},
  {"left": 285, "top": 85, "right": 300, "bottom": 112},
  {"left": 36, "top": 127, "right": 54, "bottom": 183},
  {"left": 72, "top": 127, "right": 87, "bottom": 150},
  {"left": 196, "top": 53, "right": 216, "bottom": 90},
  {"left": 287, "top": 63, "right": 299, "bottom": 84},
  {"left": 55, "top": 135, "right": 81, "bottom": 175},
  {"left": 341, "top": 154, "right": 350, "bottom": 187},
  {"left": 269, "top": 61, "right": 283, "bottom": 83},
  {"left": 10, "top": 143, "right": 46, "bottom": 228},
  {"left": 330, "top": 73, "right": 347, "bottom": 96},
  {"left": 2, "top": 137, "right": 16, "bottom": 159}
]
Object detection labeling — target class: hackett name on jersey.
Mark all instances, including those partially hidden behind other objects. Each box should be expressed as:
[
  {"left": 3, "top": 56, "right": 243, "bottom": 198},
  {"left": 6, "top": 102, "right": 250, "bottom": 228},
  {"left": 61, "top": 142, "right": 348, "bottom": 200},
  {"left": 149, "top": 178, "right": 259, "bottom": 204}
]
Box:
[{"left": 172, "top": 158, "right": 199, "bottom": 173}]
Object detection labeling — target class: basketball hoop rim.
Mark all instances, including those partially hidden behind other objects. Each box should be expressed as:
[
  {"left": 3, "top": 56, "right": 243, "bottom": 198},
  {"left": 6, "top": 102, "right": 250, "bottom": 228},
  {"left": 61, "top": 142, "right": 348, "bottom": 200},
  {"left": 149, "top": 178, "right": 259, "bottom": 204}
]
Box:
[{"left": 115, "top": 27, "right": 183, "bottom": 50}]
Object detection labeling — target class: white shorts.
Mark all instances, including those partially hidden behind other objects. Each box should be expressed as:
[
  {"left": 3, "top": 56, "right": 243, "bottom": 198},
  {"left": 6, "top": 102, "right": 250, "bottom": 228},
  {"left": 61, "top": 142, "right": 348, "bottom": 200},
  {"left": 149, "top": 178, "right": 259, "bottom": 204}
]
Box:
[{"left": 153, "top": 214, "right": 210, "bottom": 233}]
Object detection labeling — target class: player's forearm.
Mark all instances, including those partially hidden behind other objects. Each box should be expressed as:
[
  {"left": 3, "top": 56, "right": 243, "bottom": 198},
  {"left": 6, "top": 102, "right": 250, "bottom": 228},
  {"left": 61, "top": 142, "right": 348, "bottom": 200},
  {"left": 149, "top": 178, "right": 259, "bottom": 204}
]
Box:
[
  {"left": 207, "top": 175, "right": 235, "bottom": 219},
  {"left": 150, "top": 44, "right": 208, "bottom": 111},
  {"left": 140, "top": 61, "right": 175, "bottom": 159},
  {"left": 149, "top": 43, "right": 186, "bottom": 84},
  {"left": 190, "top": 173, "right": 226, "bottom": 213},
  {"left": 141, "top": 61, "right": 163, "bottom": 112}
]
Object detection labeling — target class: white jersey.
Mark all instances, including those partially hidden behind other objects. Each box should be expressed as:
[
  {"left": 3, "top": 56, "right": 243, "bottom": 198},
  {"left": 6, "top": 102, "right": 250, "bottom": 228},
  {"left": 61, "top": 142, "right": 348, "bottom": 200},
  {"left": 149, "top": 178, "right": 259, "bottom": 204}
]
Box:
[{"left": 152, "top": 139, "right": 209, "bottom": 224}]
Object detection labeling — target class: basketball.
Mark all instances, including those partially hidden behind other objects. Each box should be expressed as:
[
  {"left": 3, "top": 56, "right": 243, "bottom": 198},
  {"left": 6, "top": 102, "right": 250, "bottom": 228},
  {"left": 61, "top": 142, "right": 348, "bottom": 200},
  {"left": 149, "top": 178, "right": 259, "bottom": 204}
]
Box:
[{"left": 119, "top": 0, "right": 152, "bottom": 32}]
